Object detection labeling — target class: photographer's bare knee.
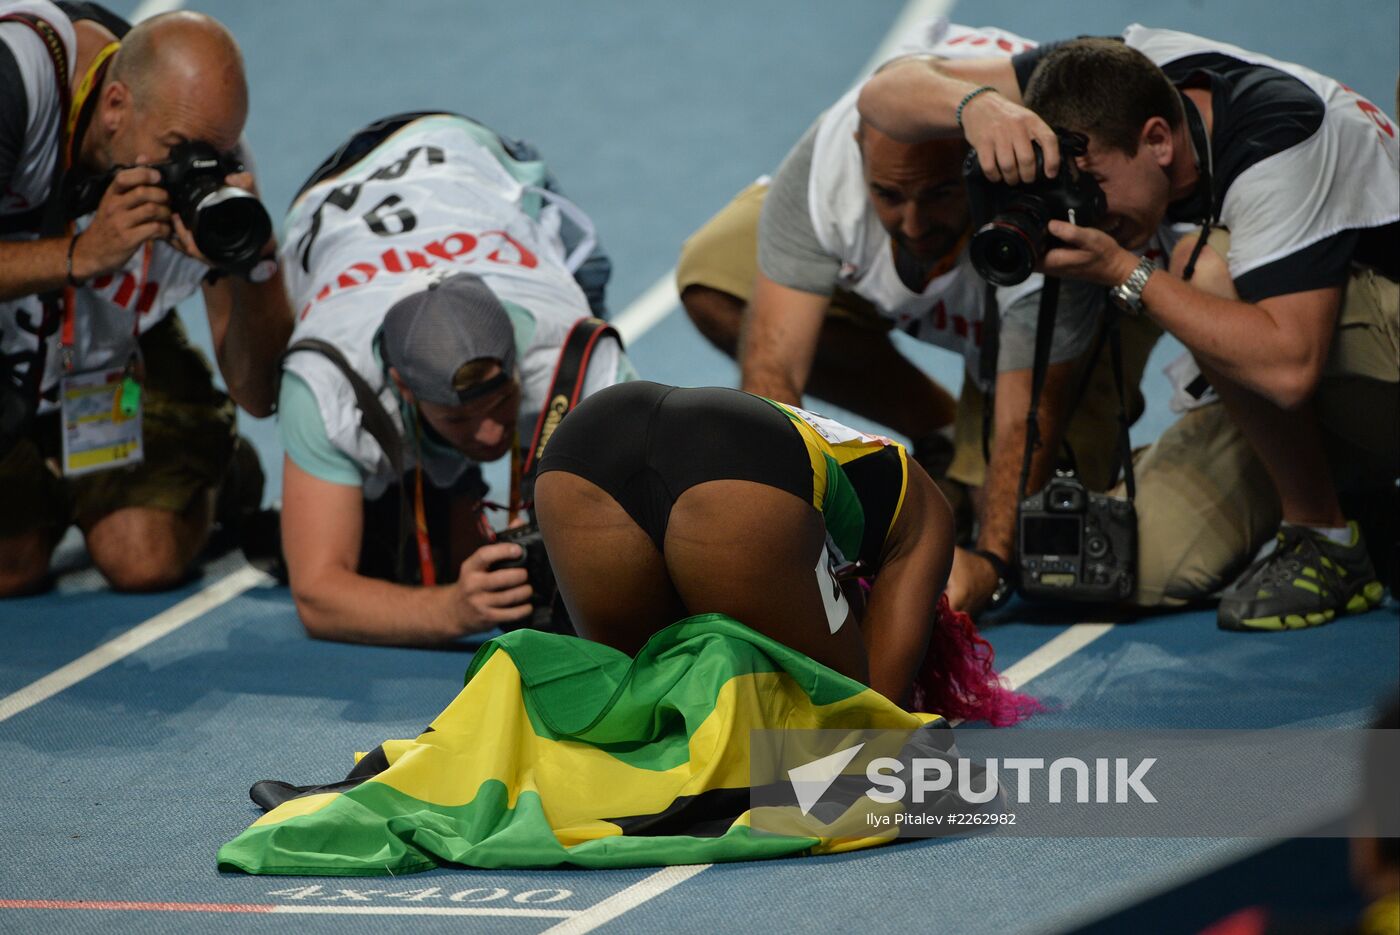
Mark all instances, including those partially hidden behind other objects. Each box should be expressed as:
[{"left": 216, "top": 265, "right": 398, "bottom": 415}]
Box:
[
  {"left": 680, "top": 285, "right": 744, "bottom": 356},
  {"left": 0, "top": 530, "right": 59, "bottom": 597},
  {"left": 84, "top": 499, "right": 212, "bottom": 592}
]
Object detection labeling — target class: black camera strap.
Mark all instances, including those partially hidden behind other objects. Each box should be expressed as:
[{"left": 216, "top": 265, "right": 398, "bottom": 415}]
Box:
[
  {"left": 283, "top": 338, "right": 416, "bottom": 581},
  {"left": 521, "top": 318, "right": 620, "bottom": 482},
  {"left": 1015, "top": 276, "right": 1059, "bottom": 501},
  {"left": 1013, "top": 277, "right": 1135, "bottom": 502},
  {"left": 978, "top": 282, "right": 998, "bottom": 464},
  {"left": 1173, "top": 90, "right": 1219, "bottom": 284},
  {"left": 510, "top": 317, "right": 620, "bottom": 519},
  {"left": 1106, "top": 312, "right": 1137, "bottom": 499}
]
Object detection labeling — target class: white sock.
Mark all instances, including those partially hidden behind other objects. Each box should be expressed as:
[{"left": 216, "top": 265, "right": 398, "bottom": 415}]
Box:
[{"left": 1283, "top": 520, "right": 1354, "bottom": 546}]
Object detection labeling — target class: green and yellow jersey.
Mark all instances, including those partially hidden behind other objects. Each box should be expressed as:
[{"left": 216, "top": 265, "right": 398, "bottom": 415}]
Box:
[{"left": 763, "top": 400, "right": 910, "bottom": 570}]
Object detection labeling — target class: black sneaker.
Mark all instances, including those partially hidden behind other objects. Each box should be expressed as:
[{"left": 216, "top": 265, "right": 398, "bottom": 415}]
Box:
[{"left": 1217, "top": 521, "right": 1387, "bottom": 631}]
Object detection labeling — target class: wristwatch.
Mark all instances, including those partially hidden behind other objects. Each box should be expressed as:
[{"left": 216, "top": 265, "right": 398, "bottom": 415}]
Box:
[
  {"left": 245, "top": 254, "right": 279, "bottom": 284},
  {"left": 1109, "top": 256, "right": 1156, "bottom": 314},
  {"left": 969, "top": 548, "right": 1016, "bottom": 610}
]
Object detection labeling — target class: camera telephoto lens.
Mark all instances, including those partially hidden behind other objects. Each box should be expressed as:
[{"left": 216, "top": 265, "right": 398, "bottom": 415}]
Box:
[
  {"left": 189, "top": 188, "right": 273, "bottom": 270},
  {"left": 159, "top": 141, "right": 273, "bottom": 274}
]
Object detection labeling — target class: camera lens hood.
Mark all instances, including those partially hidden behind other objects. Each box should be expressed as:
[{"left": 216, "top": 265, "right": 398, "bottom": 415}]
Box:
[
  {"left": 970, "top": 219, "right": 1039, "bottom": 286},
  {"left": 191, "top": 187, "right": 273, "bottom": 272}
]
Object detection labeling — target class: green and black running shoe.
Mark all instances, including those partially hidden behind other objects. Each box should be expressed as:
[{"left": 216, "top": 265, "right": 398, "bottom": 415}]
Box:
[{"left": 1217, "top": 521, "right": 1387, "bottom": 631}]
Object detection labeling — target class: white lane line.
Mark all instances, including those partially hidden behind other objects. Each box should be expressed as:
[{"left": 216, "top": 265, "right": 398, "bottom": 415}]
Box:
[
  {"left": 131, "top": 0, "right": 185, "bottom": 22},
  {"left": 612, "top": 274, "right": 682, "bottom": 346},
  {"left": 609, "top": 0, "right": 955, "bottom": 349},
  {"left": 537, "top": 623, "right": 1109, "bottom": 933},
  {"left": 857, "top": 0, "right": 953, "bottom": 77},
  {"left": 536, "top": 866, "right": 710, "bottom": 935},
  {"left": 998, "top": 623, "right": 1115, "bottom": 691},
  {"left": 0, "top": 564, "right": 271, "bottom": 725},
  {"left": 560, "top": 4, "right": 982, "bottom": 930}
]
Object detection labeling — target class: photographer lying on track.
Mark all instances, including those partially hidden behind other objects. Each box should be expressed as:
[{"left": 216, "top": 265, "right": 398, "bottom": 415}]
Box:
[
  {"left": 0, "top": 4, "right": 293, "bottom": 596},
  {"left": 535, "top": 380, "right": 1037, "bottom": 720},
  {"left": 858, "top": 25, "right": 1398, "bottom": 628},
  {"left": 278, "top": 112, "right": 634, "bottom": 646},
  {"left": 678, "top": 19, "right": 1168, "bottom": 617}
]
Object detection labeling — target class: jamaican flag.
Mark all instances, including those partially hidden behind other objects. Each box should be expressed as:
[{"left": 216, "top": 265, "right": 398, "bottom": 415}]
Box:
[{"left": 217, "top": 615, "right": 945, "bottom": 874}]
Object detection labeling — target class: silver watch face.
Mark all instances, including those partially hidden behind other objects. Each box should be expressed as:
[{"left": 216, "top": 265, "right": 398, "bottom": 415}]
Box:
[
  {"left": 1111, "top": 284, "right": 1138, "bottom": 311},
  {"left": 247, "top": 257, "right": 278, "bottom": 284}
]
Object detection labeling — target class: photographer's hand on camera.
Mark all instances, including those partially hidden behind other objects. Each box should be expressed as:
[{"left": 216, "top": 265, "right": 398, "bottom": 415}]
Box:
[
  {"left": 960, "top": 90, "right": 1062, "bottom": 186},
  {"left": 448, "top": 542, "right": 534, "bottom": 635},
  {"left": 166, "top": 168, "right": 264, "bottom": 268},
  {"left": 1041, "top": 219, "right": 1141, "bottom": 288},
  {"left": 70, "top": 161, "right": 172, "bottom": 281}
]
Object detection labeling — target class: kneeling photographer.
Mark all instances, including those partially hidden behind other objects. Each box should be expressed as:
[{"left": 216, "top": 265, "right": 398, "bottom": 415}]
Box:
[
  {"left": 860, "top": 29, "right": 1397, "bottom": 628},
  {"left": 276, "top": 112, "right": 633, "bottom": 647},
  {"left": 0, "top": 4, "right": 292, "bottom": 596},
  {"left": 937, "top": 123, "right": 1172, "bottom": 616},
  {"left": 961, "top": 129, "right": 1156, "bottom": 609}
]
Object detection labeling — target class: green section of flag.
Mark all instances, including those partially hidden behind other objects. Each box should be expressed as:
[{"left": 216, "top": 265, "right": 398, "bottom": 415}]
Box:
[
  {"left": 219, "top": 615, "right": 917, "bottom": 875},
  {"left": 483, "top": 615, "right": 867, "bottom": 771},
  {"left": 218, "top": 779, "right": 819, "bottom": 875}
]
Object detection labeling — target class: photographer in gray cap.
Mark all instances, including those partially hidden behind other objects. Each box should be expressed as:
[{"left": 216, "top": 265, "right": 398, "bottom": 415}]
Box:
[
  {"left": 280, "top": 267, "right": 634, "bottom": 646},
  {"left": 276, "top": 112, "right": 633, "bottom": 646}
]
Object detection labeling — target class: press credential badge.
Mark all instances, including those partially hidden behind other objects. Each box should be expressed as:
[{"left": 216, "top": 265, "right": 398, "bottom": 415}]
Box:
[{"left": 60, "top": 364, "right": 143, "bottom": 476}]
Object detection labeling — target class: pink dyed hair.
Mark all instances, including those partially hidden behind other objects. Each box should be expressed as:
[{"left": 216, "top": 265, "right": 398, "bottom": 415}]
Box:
[{"left": 909, "top": 594, "right": 1041, "bottom": 726}]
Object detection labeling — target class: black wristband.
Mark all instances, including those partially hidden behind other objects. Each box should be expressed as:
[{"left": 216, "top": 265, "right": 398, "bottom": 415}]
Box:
[
  {"left": 968, "top": 547, "right": 1013, "bottom": 581},
  {"left": 968, "top": 547, "right": 1016, "bottom": 609}
]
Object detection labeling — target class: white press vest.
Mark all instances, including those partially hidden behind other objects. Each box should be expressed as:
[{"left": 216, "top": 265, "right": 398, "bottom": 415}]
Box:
[
  {"left": 0, "top": 0, "right": 206, "bottom": 413},
  {"left": 1124, "top": 25, "right": 1399, "bottom": 282},
  {"left": 281, "top": 115, "right": 595, "bottom": 498}
]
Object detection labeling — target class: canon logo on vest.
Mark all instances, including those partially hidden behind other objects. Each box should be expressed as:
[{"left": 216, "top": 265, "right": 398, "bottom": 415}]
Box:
[{"left": 298, "top": 229, "right": 539, "bottom": 320}]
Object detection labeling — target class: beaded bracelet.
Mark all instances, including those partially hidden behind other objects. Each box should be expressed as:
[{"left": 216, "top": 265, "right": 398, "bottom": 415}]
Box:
[
  {"left": 65, "top": 231, "right": 84, "bottom": 287},
  {"left": 955, "top": 85, "right": 997, "bottom": 130}
]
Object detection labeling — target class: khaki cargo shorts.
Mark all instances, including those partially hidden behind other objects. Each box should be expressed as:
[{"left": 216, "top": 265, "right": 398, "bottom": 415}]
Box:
[
  {"left": 0, "top": 313, "right": 237, "bottom": 537},
  {"left": 1120, "top": 231, "right": 1398, "bottom": 606}
]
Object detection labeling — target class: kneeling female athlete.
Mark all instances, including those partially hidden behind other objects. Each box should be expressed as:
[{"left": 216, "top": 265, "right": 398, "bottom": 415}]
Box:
[{"left": 534, "top": 382, "right": 1035, "bottom": 723}]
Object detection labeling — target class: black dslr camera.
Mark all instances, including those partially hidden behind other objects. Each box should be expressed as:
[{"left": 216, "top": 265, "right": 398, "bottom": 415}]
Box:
[
  {"left": 1017, "top": 469, "right": 1135, "bottom": 603},
  {"left": 156, "top": 141, "right": 272, "bottom": 275},
  {"left": 964, "top": 131, "right": 1107, "bottom": 286},
  {"left": 490, "top": 521, "right": 572, "bottom": 634}
]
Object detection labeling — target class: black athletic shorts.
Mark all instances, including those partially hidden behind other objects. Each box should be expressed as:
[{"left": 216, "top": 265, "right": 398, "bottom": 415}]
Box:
[{"left": 536, "top": 381, "right": 812, "bottom": 551}]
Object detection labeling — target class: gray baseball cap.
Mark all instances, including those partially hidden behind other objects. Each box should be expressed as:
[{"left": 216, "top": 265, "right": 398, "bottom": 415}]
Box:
[{"left": 379, "top": 271, "right": 517, "bottom": 405}]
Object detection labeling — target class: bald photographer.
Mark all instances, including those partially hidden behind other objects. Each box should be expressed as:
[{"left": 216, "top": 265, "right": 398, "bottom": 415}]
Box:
[{"left": 0, "top": 3, "right": 293, "bottom": 596}]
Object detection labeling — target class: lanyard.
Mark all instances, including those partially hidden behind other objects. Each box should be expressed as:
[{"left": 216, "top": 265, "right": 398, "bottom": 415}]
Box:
[
  {"left": 408, "top": 409, "right": 438, "bottom": 587},
  {"left": 505, "top": 432, "right": 525, "bottom": 525},
  {"left": 59, "top": 42, "right": 134, "bottom": 372}
]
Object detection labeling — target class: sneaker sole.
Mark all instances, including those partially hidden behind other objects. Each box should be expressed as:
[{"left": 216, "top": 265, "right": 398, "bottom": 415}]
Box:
[{"left": 1223, "top": 580, "right": 1387, "bottom": 632}]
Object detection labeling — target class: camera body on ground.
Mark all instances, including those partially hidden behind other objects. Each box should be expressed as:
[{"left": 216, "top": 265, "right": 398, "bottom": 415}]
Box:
[
  {"left": 490, "top": 521, "right": 573, "bottom": 634},
  {"left": 964, "top": 132, "right": 1107, "bottom": 286},
  {"left": 1017, "top": 470, "right": 1135, "bottom": 603},
  {"left": 156, "top": 141, "right": 272, "bottom": 275}
]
